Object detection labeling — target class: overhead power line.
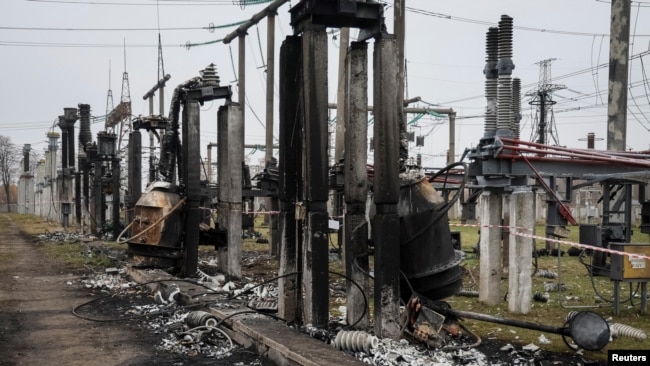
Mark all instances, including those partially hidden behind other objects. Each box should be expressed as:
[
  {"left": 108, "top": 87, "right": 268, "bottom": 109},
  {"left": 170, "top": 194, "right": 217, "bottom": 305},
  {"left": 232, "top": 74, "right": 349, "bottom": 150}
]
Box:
[
  {"left": 0, "top": 20, "right": 247, "bottom": 32},
  {"left": 26, "top": 0, "right": 271, "bottom": 5},
  {"left": 405, "top": 6, "right": 650, "bottom": 37}
]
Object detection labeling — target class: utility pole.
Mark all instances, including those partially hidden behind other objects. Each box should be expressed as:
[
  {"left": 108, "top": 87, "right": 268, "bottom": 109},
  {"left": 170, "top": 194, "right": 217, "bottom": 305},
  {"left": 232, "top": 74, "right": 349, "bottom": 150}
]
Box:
[
  {"left": 394, "top": 0, "right": 407, "bottom": 167},
  {"left": 607, "top": 0, "right": 631, "bottom": 152}
]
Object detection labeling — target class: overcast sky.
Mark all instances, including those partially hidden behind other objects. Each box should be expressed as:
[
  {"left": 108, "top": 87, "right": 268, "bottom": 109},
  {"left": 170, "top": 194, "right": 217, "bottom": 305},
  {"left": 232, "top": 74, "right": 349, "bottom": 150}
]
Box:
[{"left": 2, "top": 0, "right": 650, "bottom": 169}]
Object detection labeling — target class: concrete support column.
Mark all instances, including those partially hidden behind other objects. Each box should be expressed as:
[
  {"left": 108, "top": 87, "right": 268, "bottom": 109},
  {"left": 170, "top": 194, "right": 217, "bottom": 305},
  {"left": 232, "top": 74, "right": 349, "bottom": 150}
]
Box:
[
  {"left": 277, "top": 36, "right": 302, "bottom": 323},
  {"left": 607, "top": 0, "right": 631, "bottom": 152},
  {"left": 508, "top": 188, "right": 534, "bottom": 314},
  {"left": 182, "top": 101, "right": 201, "bottom": 277},
  {"left": 502, "top": 194, "right": 510, "bottom": 275},
  {"left": 448, "top": 113, "right": 456, "bottom": 165},
  {"left": 344, "top": 41, "right": 369, "bottom": 329},
  {"left": 301, "top": 26, "right": 330, "bottom": 328},
  {"left": 373, "top": 36, "right": 401, "bottom": 338},
  {"left": 111, "top": 158, "right": 121, "bottom": 241},
  {"left": 479, "top": 190, "right": 503, "bottom": 305},
  {"left": 217, "top": 103, "right": 244, "bottom": 278},
  {"left": 93, "top": 162, "right": 104, "bottom": 235},
  {"left": 127, "top": 130, "right": 142, "bottom": 235},
  {"left": 264, "top": 14, "right": 279, "bottom": 256}
]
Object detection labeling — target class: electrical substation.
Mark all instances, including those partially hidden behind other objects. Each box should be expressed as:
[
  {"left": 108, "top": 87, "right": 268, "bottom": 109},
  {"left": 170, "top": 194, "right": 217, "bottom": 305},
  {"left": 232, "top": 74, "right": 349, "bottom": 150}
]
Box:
[{"left": 12, "top": 0, "right": 650, "bottom": 364}]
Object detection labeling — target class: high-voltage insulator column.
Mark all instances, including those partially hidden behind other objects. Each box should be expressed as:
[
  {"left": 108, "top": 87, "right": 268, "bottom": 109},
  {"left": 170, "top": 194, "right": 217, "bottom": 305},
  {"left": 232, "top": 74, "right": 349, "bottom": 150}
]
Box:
[
  {"left": 512, "top": 78, "right": 522, "bottom": 139},
  {"left": 479, "top": 26, "right": 503, "bottom": 306},
  {"left": 483, "top": 27, "right": 499, "bottom": 137},
  {"left": 496, "top": 15, "right": 514, "bottom": 137}
]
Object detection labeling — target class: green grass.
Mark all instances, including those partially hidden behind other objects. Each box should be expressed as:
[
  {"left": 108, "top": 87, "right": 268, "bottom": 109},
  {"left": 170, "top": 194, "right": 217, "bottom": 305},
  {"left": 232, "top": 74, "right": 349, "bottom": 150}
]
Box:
[{"left": 448, "top": 220, "right": 650, "bottom": 361}]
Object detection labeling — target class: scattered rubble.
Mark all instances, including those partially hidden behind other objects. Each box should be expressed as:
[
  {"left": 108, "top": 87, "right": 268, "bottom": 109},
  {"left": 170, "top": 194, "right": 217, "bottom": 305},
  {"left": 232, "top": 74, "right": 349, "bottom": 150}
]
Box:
[{"left": 66, "top": 252, "right": 615, "bottom": 366}]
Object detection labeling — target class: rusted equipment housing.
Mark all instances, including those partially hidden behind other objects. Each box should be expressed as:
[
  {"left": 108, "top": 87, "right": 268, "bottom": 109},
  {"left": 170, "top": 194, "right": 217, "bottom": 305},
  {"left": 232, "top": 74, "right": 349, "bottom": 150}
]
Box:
[
  {"left": 127, "top": 182, "right": 184, "bottom": 268},
  {"left": 398, "top": 176, "right": 464, "bottom": 301}
]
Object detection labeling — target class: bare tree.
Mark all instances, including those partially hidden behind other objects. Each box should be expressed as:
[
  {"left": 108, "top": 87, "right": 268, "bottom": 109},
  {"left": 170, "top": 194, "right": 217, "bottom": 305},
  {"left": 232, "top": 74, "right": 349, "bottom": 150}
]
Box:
[{"left": 0, "top": 135, "right": 19, "bottom": 212}]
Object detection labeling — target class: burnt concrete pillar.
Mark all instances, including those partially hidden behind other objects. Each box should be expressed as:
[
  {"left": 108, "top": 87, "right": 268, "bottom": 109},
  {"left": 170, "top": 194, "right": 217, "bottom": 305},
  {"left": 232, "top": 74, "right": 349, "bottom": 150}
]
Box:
[
  {"left": 344, "top": 41, "right": 370, "bottom": 329},
  {"left": 127, "top": 130, "right": 142, "bottom": 235},
  {"left": 301, "top": 25, "right": 330, "bottom": 328},
  {"left": 372, "top": 36, "right": 401, "bottom": 338},
  {"left": 278, "top": 36, "right": 303, "bottom": 323},
  {"left": 111, "top": 157, "right": 121, "bottom": 241},
  {"left": 182, "top": 101, "right": 201, "bottom": 277},
  {"left": 217, "top": 103, "right": 243, "bottom": 278}
]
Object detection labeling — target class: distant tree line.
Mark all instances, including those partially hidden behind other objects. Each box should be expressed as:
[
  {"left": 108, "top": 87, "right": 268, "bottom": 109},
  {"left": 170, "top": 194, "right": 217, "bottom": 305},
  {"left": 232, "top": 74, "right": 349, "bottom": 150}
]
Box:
[{"left": 0, "top": 135, "right": 19, "bottom": 212}]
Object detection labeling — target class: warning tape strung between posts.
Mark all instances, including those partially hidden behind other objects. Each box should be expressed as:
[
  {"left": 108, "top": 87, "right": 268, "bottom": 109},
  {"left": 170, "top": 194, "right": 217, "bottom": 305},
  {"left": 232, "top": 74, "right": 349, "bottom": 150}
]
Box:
[{"left": 449, "top": 223, "right": 650, "bottom": 262}]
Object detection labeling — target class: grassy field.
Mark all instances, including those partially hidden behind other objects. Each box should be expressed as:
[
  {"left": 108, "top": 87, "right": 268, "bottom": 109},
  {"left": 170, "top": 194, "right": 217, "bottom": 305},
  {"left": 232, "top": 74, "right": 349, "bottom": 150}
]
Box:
[{"left": 6, "top": 213, "right": 120, "bottom": 269}]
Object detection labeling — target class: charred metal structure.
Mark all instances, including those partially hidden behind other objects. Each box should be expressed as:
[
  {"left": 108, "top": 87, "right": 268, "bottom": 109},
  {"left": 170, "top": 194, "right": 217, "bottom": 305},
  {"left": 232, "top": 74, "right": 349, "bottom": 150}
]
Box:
[
  {"left": 125, "top": 65, "right": 232, "bottom": 277},
  {"left": 57, "top": 107, "right": 78, "bottom": 228}
]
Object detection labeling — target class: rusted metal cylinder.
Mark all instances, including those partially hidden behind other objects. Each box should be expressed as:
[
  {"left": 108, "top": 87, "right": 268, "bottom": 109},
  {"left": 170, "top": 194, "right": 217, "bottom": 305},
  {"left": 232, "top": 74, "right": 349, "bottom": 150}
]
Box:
[{"left": 127, "top": 182, "right": 184, "bottom": 268}]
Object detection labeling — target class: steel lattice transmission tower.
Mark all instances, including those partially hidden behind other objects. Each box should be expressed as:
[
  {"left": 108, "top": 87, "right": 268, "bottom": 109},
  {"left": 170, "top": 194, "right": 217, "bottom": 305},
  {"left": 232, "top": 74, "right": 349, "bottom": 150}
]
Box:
[
  {"left": 118, "top": 43, "right": 132, "bottom": 151},
  {"left": 158, "top": 33, "right": 165, "bottom": 82},
  {"left": 105, "top": 61, "right": 114, "bottom": 126},
  {"left": 526, "top": 58, "right": 566, "bottom": 145}
]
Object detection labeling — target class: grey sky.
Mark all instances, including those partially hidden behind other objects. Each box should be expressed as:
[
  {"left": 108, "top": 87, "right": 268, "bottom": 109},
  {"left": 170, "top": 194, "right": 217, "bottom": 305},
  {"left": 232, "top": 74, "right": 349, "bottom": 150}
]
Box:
[{"left": 1, "top": 0, "right": 649, "bottom": 168}]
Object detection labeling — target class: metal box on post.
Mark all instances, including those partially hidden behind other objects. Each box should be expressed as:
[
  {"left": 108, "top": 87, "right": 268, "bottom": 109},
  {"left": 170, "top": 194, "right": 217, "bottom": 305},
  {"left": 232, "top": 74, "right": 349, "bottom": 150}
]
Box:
[
  {"left": 609, "top": 243, "right": 650, "bottom": 281},
  {"left": 609, "top": 243, "right": 650, "bottom": 315}
]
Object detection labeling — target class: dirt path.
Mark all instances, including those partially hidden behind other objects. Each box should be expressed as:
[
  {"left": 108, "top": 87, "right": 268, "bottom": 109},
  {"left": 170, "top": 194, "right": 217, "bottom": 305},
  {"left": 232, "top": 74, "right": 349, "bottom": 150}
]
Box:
[{"left": 0, "top": 215, "right": 267, "bottom": 366}]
